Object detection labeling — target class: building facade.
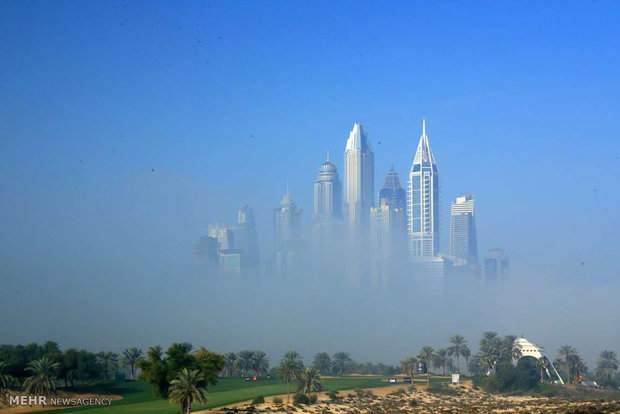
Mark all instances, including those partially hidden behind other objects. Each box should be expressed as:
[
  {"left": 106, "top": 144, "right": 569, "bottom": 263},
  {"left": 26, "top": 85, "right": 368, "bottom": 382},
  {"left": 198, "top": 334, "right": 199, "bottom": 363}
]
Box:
[
  {"left": 273, "top": 188, "right": 303, "bottom": 274},
  {"left": 484, "top": 248, "right": 509, "bottom": 283},
  {"left": 449, "top": 193, "right": 478, "bottom": 266},
  {"left": 407, "top": 119, "right": 440, "bottom": 258},
  {"left": 343, "top": 123, "right": 374, "bottom": 236}
]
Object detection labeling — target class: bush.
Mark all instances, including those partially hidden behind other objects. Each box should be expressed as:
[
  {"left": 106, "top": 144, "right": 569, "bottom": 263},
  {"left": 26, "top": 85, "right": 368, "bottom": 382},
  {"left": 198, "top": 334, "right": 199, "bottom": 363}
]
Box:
[
  {"left": 273, "top": 397, "right": 283, "bottom": 404},
  {"left": 473, "top": 363, "right": 539, "bottom": 394},
  {"left": 427, "top": 383, "right": 459, "bottom": 396},
  {"left": 293, "top": 393, "right": 309, "bottom": 405},
  {"left": 409, "top": 399, "right": 419, "bottom": 406},
  {"left": 251, "top": 395, "right": 265, "bottom": 404},
  {"left": 308, "top": 393, "right": 318, "bottom": 404},
  {"left": 389, "top": 388, "right": 406, "bottom": 396},
  {"left": 326, "top": 390, "right": 342, "bottom": 401},
  {"left": 539, "top": 383, "right": 561, "bottom": 397},
  {"left": 408, "top": 384, "right": 416, "bottom": 391}
]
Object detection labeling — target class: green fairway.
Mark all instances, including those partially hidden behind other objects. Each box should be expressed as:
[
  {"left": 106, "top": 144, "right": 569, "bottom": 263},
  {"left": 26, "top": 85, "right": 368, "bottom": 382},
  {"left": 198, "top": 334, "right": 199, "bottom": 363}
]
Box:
[{"left": 47, "top": 376, "right": 396, "bottom": 414}]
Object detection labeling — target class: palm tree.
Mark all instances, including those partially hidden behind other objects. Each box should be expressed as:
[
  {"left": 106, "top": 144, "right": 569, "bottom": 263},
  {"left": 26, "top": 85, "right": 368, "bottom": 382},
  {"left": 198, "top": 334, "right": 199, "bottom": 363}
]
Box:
[
  {"left": 536, "top": 358, "right": 550, "bottom": 383},
  {"left": 168, "top": 368, "right": 208, "bottom": 414},
  {"left": 296, "top": 367, "right": 322, "bottom": 395},
  {"left": 557, "top": 346, "right": 577, "bottom": 385},
  {"left": 222, "top": 353, "right": 237, "bottom": 377},
  {"left": 570, "top": 354, "right": 588, "bottom": 382},
  {"left": 433, "top": 349, "right": 453, "bottom": 376},
  {"left": 1, "top": 361, "right": 16, "bottom": 404},
  {"left": 331, "top": 352, "right": 353, "bottom": 375},
  {"left": 96, "top": 351, "right": 119, "bottom": 380},
  {"left": 284, "top": 351, "right": 304, "bottom": 370},
  {"left": 462, "top": 347, "right": 471, "bottom": 373},
  {"left": 236, "top": 350, "right": 254, "bottom": 376},
  {"left": 120, "top": 347, "right": 143, "bottom": 380},
  {"left": 400, "top": 356, "right": 418, "bottom": 378},
  {"left": 447, "top": 335, "right": 468, "bottom": 374},
  {"left": 312, "top": 353, "right": 332, "bottom": 374},
  {"left": 0, "top": 361, "right": 15, "bottom": 389},
  {"left": 500, "top": 335, "right": 521, "bottom": 365},
  {"left": 22, "top": 357, "right": 60, "bottom": 396},
  {"left": 251, "top": 351, "right": 269, "bottom": 377},
  {"left": 418, "top": 346, "right": 435, "bottom": 386},
  {"left": 277, "top": 358, "right": 298, "bottom": 405},
  {"left": 467, "top": 354, "right": 485, "bottom": 376},
  {"left": 595, "top": 350, "right": 619, "bottom": 383}
]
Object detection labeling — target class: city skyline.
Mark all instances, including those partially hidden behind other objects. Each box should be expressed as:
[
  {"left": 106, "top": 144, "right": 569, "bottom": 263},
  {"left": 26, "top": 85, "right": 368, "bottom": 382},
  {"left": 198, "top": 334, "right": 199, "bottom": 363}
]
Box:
[{"left": 1, "top": 0, "right": 618, "bottom": 369}]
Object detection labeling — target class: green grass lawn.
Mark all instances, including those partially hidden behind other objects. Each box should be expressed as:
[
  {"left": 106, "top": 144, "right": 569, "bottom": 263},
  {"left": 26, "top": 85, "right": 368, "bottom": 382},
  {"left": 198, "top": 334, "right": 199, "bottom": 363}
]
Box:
[{"left": 47, "top": 375, "right": 399, "bottom": 414}]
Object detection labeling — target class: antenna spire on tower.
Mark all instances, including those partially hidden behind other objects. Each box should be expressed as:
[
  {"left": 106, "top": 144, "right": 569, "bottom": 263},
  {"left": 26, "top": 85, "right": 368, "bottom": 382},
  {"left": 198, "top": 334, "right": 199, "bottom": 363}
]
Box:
[
  {"left": 326, "top": 150, "right": 330, "bottom": 162},
  {"left": 422, "top": 118, "right": 426, "bottom": 136}
]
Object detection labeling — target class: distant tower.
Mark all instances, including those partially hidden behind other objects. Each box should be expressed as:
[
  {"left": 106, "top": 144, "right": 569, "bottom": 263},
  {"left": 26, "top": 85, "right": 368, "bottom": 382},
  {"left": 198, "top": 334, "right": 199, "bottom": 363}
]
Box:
[
  {"left": 234, "top": 205, "right": 260, "bottom": 269},
  {"left": 450, "top": 193, "right": 478, "bottom": 266},
  {"left": 408, "top": 119, "right": 440, "bottom": 258},
  {"left": 273, "top": 186, "right": 302, "bottom": 273},
  {"left": 370, "top": 167, "right": 407, "bottom": 258},
  {"left": 344, "top": 123, "right": 374, "bottom": 235},
  {"left": 314, "top": 151, "right": 342, "bottom": 224},
  {"left": 484, "top": 249, "right": 509, "bottom": 283}
]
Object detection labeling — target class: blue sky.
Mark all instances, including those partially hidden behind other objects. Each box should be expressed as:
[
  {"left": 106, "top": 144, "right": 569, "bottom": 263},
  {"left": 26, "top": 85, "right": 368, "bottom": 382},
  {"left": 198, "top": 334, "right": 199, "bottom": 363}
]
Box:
[{"left": 1, "top": 1, "right": 619, "bottom": 361}]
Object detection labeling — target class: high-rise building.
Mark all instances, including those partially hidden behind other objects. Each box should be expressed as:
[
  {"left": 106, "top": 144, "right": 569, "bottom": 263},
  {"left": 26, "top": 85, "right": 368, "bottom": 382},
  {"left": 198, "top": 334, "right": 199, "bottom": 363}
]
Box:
[
  {"left": 273, "top": 187, "right": 302, "bottom": 273},
  {"left": 314, "top": 152, "right": 342, "bottom": 225},
  {"left": 484, "top": 248, "right": 509, "bottom": 283},
  {"left": 344, "top": 123, "right": 374, "bottom": 235},
  {"left": 370, "top": 167, "right": 407, "bottom": 259},
  {"left": 408, "top": 119, "right": 440, "bottom": 258},
  {"left": 193, "top": 236, "right": 218, "bottom": 264},
  {"left": 450, "top": 193, "right": 478, "bottom": 266},
  {"left": 233, "top": 205, "right": 259, "bottom": 269},
  {"left": 313, "top": 152, "right": 343, "bottom": 256},
  {"left": 208, "top": 223, "right": 233, "bottom": 250}
]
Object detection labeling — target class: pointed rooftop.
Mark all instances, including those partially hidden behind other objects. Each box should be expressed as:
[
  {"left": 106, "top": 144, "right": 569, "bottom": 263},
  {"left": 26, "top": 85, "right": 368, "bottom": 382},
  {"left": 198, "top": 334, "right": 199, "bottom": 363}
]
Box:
[
  {"left": 345, "top": 123, "right": 372, "bottom": 151},
  {"left": 382, "top": 165, "right": 402, "bottom": 190},
  {"left": 412, "top": 118, "right": 436, "bottom": 165}
]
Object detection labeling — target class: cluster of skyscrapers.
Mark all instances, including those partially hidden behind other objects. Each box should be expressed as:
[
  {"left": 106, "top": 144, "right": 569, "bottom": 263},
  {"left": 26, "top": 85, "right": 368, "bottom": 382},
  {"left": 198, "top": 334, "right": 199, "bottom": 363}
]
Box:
[{"left": 196, "top": 120, "right": 508, "bottom": 287}]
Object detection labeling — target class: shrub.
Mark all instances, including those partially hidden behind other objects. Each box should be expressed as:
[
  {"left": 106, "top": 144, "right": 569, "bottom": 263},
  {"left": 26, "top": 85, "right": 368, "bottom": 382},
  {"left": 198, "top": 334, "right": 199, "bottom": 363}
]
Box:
[
  {"left": 389, "top": 388, "right": 406, "bottom": 396},
  {"left": 273, "top": 397, "right": 283, "bottom": 404},
  {"left": 427, "top": 383, "right": 459, "bottom": 396},
  {"left": 473, "top": 363, "right": 539, "bottom": 394},
  {"left": 539, "top": 383, "right": 561, "bottom": 398},
  {"left": 326, "top": 390, "right": 342, "bottom": 401},
  {"left": 251, "top": 395, "right": 265, "bottom": 404},
  {"left": 409, "top": 399, "right": 419, "bottom": 406},
  {"left": 308, "top": 393, "right": 318, "bottom": 404},
  {"left": 294, "top": 393, "right": 309, "bottom": 405},
  {"left": 408, "top": 384, "right": 416, "bottom": 391}
]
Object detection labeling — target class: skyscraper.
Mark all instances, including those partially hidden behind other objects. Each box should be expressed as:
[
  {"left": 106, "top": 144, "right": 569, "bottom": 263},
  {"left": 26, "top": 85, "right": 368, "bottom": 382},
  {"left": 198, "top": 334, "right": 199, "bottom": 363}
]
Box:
[
  {"left": 314, "top": 152, "right": 342, "bottom": 225},
  {"left": 484, "top": 248, "right": 509, "bottom": 283},
  {"left": 370, "top": 167, "right": 407, "bottom": 259},
  {"left": 233, "top": 205, "right": 259, "bottom": 269},
  {"left": 313, "top": 152, "right": 343, "bottom": 256},
  {"left": 449, "top": 193, "right": 478, "bottom": 266},
  {"left": 408, "top": 119, "right": 440, "bottom": 258},
  {"left": 273, "top": 186, "right": 302, "bottom": 274},
  {"left": 344, "top": 123, "right": 374, "bottom": 235}
]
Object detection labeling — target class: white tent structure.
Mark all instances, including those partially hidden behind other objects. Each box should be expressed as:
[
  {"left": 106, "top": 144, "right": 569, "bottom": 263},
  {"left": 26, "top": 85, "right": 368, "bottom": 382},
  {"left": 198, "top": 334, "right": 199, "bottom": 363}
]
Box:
[{"left": 514, "top": 337, "right": 564, "bottom": 384}]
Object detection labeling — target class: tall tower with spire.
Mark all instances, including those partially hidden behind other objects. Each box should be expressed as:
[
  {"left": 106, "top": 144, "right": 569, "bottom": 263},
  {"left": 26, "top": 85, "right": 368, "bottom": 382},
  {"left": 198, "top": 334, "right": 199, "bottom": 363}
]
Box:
[
  {"left": 343, "top": 123, "right": 374, "bottom": 236},
  {"left": 314, "top": 151, "right": 342, "bottom": 224},
  {"left": 408, "top": 119, "right": 440, "bottom": 258}
]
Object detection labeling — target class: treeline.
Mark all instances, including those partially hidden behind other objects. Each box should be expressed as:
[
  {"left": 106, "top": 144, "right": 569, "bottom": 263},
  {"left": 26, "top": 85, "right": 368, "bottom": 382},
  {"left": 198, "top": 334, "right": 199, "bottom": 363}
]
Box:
[
  {"left": 220, "top": 350, "right": 398, "bottom": 378},
  {"left": 398, "top": 332, "right": 620, "bottom": 393},
  {"left": 0, "top": 342, "right": 147, "bottom": 399}
]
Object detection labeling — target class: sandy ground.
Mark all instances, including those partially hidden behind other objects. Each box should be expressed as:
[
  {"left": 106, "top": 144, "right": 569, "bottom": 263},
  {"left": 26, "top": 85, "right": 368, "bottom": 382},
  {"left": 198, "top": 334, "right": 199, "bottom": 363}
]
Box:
[
  {"left": 0, "top": 391, "right": 123, "bottom": 413},
  {"left": 200, "top": 381, "right": 620, "bottom": 414}
]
